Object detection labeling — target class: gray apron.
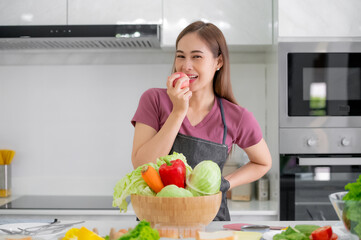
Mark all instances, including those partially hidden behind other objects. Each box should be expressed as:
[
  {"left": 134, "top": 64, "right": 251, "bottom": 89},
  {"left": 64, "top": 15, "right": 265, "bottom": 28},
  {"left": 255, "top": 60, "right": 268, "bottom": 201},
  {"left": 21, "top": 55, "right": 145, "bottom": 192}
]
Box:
[{"left": 170, "top": 97, "right": 231, "bottom": 221}]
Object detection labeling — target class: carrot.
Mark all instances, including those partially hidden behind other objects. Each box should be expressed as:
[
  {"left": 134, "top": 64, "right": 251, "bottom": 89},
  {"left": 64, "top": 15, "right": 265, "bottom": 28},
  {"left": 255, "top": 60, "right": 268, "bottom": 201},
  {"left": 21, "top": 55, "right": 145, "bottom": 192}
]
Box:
[{"left": 141, "top": 165, "right": 164, "bottom": 193}]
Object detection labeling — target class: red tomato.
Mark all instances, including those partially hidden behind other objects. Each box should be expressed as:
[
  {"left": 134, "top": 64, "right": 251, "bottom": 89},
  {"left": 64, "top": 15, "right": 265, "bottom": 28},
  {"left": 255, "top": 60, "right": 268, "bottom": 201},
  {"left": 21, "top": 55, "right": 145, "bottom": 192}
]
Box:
[
  {"left": 310, "top": 226, "right": 333, "bottom": 240},
  {"left": 172, "top": 72, "right": 189, "bottom": 89},
  {"left": 331, "top": 233, "right": 338, "bottom": 240}
]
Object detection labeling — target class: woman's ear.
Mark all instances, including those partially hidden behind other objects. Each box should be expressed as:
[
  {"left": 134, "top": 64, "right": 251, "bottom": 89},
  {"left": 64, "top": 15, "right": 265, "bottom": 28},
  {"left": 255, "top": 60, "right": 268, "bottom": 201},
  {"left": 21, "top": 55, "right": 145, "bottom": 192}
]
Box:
[{"left": 217, "top": 54, "right": 223, "bottom": 70}]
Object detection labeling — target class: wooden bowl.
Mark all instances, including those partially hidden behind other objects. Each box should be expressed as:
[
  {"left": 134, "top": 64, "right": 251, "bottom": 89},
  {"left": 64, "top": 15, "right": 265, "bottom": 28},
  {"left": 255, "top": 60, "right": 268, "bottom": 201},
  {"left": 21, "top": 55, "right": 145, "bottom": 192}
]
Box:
[{"left": 131, "top": 192, "right": 222, "bottom": 227}]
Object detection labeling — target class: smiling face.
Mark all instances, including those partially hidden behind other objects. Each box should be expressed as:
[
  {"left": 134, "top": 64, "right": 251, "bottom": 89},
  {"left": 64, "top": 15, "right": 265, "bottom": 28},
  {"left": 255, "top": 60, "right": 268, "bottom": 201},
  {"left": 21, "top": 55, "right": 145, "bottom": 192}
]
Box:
[{"left": 175, "top": 32, "right": 222, "bottom": 93}]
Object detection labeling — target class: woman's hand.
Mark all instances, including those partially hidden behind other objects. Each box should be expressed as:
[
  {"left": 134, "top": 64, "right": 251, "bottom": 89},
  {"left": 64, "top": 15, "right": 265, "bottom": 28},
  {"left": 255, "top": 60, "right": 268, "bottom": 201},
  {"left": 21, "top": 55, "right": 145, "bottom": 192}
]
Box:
[{"left": 166, "top": 72, "right": 192, "bottom": 117}]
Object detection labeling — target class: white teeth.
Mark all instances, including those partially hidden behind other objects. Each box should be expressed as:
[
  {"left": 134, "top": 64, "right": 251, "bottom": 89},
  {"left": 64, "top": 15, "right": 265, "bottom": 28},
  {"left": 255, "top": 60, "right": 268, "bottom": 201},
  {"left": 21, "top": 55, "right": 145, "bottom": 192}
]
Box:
[{"left": 188, "top": 75, "right": 197, "bottom": 79}]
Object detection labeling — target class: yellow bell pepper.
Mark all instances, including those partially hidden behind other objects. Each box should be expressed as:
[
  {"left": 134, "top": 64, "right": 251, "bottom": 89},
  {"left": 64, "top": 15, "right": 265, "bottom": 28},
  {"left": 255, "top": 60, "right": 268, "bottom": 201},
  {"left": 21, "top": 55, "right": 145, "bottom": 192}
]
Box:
[{"left": 62, "top": 227, "right": 104, "bottom": 240}]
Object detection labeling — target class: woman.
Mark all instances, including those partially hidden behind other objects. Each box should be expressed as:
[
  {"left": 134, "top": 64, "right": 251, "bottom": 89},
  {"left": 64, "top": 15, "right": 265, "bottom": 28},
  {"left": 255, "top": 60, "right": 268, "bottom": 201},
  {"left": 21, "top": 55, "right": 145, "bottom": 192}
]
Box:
[{"left": 131, "top": 21, "right": 272, "bottom": 221}]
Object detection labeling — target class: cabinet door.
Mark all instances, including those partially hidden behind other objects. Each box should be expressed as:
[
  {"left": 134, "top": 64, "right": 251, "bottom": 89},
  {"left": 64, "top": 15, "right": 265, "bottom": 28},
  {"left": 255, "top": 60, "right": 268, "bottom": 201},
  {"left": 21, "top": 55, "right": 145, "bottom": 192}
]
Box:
[
  {"left": 279, "top": 0, "right": 361, "bottom": 37},
  {"left": 0, "top": 0, "right": 67, "bottom": 25},
  {"left": 68, "top": 0, "right": 162, "bottom": 24},
  {"left": 163, "top": 0, "right": 272, "bottom": 47}
]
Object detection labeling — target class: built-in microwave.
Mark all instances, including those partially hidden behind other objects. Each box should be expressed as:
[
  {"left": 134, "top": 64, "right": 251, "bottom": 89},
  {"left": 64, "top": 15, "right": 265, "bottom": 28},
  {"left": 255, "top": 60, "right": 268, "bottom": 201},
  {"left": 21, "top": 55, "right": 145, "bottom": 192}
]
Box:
[{"left": 279, "top": 41, "right": 361, "bottom": 128}]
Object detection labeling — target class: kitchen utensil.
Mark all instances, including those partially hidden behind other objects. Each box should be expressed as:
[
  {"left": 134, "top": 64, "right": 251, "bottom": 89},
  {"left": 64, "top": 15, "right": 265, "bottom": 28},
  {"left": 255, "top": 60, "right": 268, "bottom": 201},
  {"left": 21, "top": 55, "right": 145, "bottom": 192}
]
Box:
[
  {"left": 0, "top": 164, "right": 11, "bottom": 197},
  {"left": 0, "top": 227, "right": 22, "bottom": 235},
  {"left": 131, "top": 192, "right": 222, "bottom": 238},
  {"left": 0, "top": 221, "right": 85, "bottom": 236},
  {"left": 0, "top": 153, "right": 4, "bottom": 165},
  {"left": 223, "top": 223, "right": 285, "bottom": 231},
  {"left": 17, "top": 218, "right": 59, "bottom": 234},
  {"left": 240, "top": 224, "right": 271, "bottom": 233},
  {"left": 0, "top": 149, "right": 15, "bottom": 165},
  {"left": 329, "top": 191, "right": 361, "bottom": 239},
  {"left": 256, "top": 175, "right": 269, "bottom": 201}
]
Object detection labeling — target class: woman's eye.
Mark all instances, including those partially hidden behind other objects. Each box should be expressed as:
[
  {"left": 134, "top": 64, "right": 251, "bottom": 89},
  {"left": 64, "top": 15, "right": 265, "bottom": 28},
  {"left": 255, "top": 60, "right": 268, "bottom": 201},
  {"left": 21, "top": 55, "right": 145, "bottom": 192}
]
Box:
[
  {"left": 193, "top": 55, "right": 202, "bottom": 59},
  {"left": 176, "top": 55, "right": 185, "bottom": 58}
]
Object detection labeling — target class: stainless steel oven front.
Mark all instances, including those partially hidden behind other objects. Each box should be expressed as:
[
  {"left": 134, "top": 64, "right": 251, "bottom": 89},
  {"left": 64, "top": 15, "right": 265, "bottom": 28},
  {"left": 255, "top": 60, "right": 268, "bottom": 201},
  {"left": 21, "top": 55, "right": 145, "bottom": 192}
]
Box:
[{"left": 279, "top": 41, "right": 361, "bottom": 220}]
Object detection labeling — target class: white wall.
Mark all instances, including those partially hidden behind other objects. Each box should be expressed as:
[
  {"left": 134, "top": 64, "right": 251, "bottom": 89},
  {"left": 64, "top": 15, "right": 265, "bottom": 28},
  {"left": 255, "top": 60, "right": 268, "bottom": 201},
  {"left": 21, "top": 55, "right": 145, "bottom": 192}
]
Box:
[{"left": 0, "top": 52, "right": 269, "bottom": 196}]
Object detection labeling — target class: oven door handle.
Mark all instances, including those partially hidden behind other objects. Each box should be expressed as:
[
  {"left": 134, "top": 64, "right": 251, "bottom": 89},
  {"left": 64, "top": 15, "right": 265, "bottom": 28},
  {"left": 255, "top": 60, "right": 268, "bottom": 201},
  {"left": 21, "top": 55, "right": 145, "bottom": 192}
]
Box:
[{"left": 299, "top": 157, "right": 361, "bottom": 166}]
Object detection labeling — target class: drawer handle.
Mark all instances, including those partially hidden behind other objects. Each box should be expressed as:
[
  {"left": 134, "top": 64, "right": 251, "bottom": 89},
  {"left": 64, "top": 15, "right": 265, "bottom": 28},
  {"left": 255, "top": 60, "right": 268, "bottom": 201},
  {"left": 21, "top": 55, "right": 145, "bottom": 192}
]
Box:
[{"left": 299, "top": 157, "right": 361, "bottom": 166}]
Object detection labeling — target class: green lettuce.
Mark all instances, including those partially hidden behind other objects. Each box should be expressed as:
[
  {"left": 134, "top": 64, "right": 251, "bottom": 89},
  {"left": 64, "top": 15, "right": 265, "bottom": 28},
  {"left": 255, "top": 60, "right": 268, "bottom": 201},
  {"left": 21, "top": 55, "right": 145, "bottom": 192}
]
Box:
[
  {"left": 113, "top": 152, "right": 192, "bottom": 212},
  {"left": 186, "top": 160, "right": 221, "bottom": 196},
  {"left": 272, "top": 225, "right": 320, "bottom": 240},
  {"left": 116, "top": 220, "right": 159, "bottom": 240},
  {"left": 343, "top": 174, "right": 361, "bottom": 238},
  {"left": 343, "top": 174, "right": 361, "bottom": 201},
  {"left": 112, "top": 162, "right": 158, "bottom": 212},
  {"left": 156, "top": 184, "right": 193, "bottom": 197}
]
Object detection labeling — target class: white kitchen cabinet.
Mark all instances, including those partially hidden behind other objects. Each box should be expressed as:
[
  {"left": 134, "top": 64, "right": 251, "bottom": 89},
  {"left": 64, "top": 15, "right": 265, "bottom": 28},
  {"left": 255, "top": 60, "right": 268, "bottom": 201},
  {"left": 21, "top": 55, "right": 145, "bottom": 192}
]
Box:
[
  {"left": 68, "top": 0, "right": 162, "bottom": 24},
  {"left": 162, "top": 0, "right": 273, "bottom": 47},
  {"left": 0, "top": 0, "right": 67, "bottom": 25},
  {"left": 279, "top": 0, "right": 361, "bottom": 38}
]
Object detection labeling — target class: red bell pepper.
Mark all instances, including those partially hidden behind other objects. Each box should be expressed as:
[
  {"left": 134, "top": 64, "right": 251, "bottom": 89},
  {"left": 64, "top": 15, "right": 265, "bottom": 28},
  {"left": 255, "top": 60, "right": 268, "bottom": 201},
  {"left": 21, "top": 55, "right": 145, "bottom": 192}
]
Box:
[{"left": 159, "top": 159, "right": 186, "bottom": 188}]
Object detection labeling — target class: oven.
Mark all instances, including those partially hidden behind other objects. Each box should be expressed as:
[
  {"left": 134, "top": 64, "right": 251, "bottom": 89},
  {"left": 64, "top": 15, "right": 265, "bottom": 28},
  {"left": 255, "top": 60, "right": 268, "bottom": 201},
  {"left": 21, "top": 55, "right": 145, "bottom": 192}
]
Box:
[
  {"left": 279, "top": 41, "right": 361, "bottom": 220},
  {"left": 280, "top": 153, "right": 361, "bottom": 220}
]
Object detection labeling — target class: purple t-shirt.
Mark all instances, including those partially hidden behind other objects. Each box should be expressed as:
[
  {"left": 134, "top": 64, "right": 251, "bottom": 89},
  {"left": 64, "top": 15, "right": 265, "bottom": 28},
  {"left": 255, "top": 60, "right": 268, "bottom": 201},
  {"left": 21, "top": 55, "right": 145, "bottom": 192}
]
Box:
[{"left": 131, "top": 88, "right": 262, "bottom": 152}]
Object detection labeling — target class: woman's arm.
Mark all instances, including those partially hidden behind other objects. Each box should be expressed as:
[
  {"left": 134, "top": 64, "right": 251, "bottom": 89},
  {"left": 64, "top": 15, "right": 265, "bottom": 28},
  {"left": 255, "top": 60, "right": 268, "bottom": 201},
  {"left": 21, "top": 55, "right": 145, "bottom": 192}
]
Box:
[
  {"left": 131, "top": 111, "right": 185, "bottom": 169},
  {"left": 132, "top": 73, "right": 192, "bottom": 169},
  {"left": 224, "top": 138, "right": 272, "bottom": 190}
]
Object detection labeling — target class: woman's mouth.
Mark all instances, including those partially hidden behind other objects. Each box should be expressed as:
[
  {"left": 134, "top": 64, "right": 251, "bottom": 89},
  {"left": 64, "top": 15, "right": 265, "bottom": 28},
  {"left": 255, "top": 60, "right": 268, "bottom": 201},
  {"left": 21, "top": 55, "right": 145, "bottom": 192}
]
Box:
[{"left": 187, "top": 74, "right": 198, "bottom": 83}]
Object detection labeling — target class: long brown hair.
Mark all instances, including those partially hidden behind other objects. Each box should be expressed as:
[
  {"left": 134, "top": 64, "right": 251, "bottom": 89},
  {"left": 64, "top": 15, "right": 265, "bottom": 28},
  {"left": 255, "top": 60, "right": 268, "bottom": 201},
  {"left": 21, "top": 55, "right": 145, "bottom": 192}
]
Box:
[{"left": 172, "top": 21, "right": 239, "bottom": 105}]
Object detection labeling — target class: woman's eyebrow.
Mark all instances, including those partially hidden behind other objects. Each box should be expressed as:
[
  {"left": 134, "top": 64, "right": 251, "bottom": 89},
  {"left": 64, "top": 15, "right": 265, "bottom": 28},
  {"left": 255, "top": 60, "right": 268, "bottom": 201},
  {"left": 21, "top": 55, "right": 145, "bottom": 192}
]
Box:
[{"left": 176, "top": 50, "right": 204, "bottom": 54}]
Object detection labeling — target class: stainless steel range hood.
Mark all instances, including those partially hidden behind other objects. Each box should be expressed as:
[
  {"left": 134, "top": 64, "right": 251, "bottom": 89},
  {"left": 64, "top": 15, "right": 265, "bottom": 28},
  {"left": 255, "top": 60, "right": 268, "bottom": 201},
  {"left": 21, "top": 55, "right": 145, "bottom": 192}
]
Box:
[{"left": 0, "top": 24, "right": 161, "bottom": 50}]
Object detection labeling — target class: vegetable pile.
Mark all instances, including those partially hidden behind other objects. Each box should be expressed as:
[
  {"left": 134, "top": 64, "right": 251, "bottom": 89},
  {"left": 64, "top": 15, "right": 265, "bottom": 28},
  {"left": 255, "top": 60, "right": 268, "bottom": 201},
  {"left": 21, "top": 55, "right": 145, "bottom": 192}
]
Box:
[
  {"left": 105, "top": 220, "right": 159, "bottom": 240},
  {"left": 62, "top": 220, "right": 159, "bottom": 240},
  {"left": 342, "top": 174, "right": 361, "bottom": 239},
  {"left": 112, "top": 152, "right": 221, "bottom": 212},
  {"left": 273, "top": 225, "right": 338, "bottom": 240}
]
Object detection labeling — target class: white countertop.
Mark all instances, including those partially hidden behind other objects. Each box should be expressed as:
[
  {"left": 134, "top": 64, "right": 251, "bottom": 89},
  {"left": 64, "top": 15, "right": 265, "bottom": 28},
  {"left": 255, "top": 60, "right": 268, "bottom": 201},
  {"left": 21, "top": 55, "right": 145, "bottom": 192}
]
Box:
[
  {"left": 82, "top": 220, "right": 341, "bottom": 235},
  {"left": 8, "top": 220, "right": 349, "bottom": 240},
  {"left": 0, "top": 215, "right": 355, "bottom": 239},
  {"left": 0, "top": 195, "right": 278, "bottom": 217}
]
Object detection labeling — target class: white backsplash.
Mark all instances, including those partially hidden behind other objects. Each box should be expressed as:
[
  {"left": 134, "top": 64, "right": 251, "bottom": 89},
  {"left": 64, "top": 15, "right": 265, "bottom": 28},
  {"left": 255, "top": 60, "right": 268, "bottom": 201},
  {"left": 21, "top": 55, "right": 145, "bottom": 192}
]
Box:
[{"left": 0, "top": 55, "right": 269, "bottom": 196}]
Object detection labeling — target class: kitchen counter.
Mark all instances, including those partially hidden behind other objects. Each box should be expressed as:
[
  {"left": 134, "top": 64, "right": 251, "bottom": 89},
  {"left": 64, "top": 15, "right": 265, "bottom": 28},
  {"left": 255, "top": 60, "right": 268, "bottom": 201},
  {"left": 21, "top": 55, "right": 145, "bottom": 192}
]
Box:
[
  {"left": 0, "top": 195, "right": 18, "bottom": 205},
  {"left": 0, "top": 195, "right": 278, "bottom": 221},
  {"left": 0, "top": 219, "right": 353, "bottom": 240},
  {"left": 89, "top": 220, "right": 357, "bottom": 239},
  {"left": 0, "top": 200, "right": 354, "bottom": 240},
  {"left": 82, "top": 220, "right": 342, "bottom": 234}
]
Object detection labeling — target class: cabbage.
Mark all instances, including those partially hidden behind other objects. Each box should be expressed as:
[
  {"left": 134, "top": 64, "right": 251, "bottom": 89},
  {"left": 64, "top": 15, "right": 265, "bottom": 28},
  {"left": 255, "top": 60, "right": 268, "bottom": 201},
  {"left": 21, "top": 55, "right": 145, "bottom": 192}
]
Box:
[
  {"left": 186, "top": 160, "right": 221, "bottom": 196},
  {"left": 113, "top": 152, "right": 192, "bottom": 212},
  {"left": 185, "top": 186, "right": 203, "bottom": 196},
  {"left": 156, "top": 184, "right": 193, "bottom": 197}
]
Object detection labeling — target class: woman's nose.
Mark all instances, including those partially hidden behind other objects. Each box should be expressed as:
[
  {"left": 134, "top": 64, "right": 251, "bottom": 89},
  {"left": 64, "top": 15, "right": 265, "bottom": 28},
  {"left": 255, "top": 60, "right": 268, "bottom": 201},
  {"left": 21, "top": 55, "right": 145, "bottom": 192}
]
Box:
[{"left": 183, "top": 59, "right": 193, "bottom": 71}]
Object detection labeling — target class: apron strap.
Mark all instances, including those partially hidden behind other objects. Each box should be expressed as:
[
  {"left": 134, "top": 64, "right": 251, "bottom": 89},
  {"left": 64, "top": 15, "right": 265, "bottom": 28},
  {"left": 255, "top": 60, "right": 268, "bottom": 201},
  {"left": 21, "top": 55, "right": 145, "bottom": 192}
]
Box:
[{"left": 218, "top": 98, "right": 227, "bottom": 145}]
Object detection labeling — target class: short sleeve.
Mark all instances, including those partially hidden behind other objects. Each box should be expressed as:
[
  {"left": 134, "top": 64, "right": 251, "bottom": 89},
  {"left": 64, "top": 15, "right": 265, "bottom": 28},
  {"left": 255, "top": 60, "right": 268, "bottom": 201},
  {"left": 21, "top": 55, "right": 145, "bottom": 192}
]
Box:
[
  {"left": 131, "top": 89, "right": 160, "bottom": 131},
  {"left": 235, "top": 109, "right": 263, "bottom": 148}
]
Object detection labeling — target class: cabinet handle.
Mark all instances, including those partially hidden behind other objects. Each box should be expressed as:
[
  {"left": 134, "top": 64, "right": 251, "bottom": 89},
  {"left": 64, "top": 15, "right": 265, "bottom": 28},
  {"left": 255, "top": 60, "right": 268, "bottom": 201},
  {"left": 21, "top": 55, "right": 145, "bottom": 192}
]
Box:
[{"left": 298, "top": 157, "right": 361, "bottom": 166}]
